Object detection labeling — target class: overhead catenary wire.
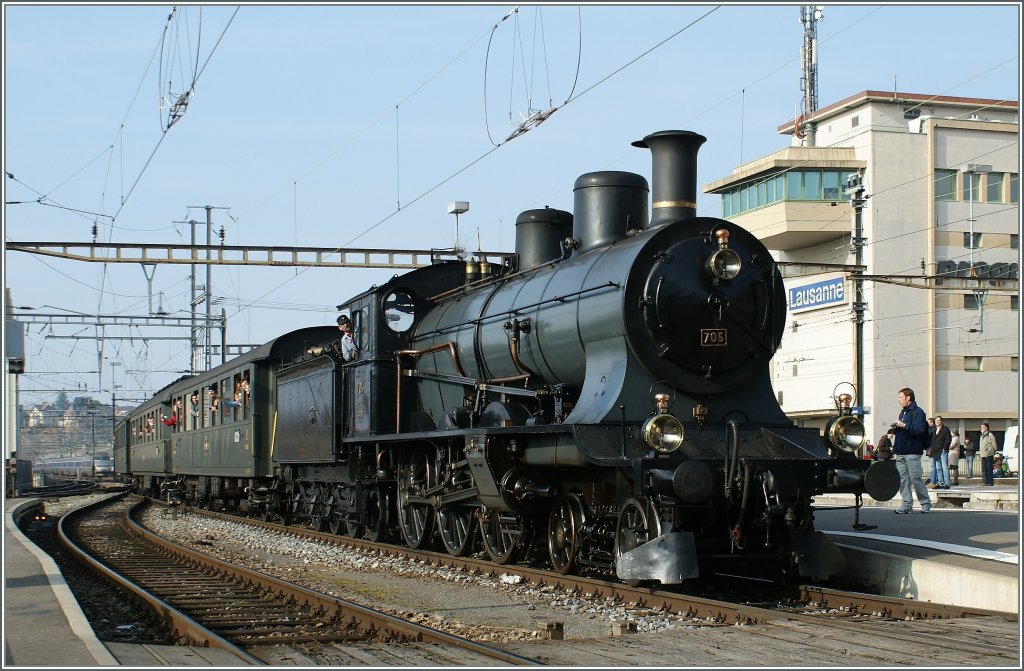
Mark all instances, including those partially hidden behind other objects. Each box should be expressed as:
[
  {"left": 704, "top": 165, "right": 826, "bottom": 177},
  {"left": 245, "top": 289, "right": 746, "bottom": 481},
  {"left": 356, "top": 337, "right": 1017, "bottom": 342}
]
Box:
[{"left": 12, "top": 5, "right": 1019, "bottom": 399}]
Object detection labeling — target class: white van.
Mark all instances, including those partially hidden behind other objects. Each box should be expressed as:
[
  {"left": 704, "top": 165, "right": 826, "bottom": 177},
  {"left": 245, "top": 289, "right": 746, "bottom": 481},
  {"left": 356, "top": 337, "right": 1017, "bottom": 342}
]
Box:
[{"left": 1002, "top": 425, "right": 1018, "bottom": 476}]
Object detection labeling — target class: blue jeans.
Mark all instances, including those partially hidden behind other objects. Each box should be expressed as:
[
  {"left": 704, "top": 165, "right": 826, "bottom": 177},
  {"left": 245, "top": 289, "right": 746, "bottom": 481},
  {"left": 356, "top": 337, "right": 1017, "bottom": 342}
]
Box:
[
  {"left": 930, "top": 450, "right": 950, "bottom": 486},
  {"left": 965, "top": 454, "right": 976, "bottom": 477},
  {"left": 894, "top": 453, "right": 932, "bottom": 511}
]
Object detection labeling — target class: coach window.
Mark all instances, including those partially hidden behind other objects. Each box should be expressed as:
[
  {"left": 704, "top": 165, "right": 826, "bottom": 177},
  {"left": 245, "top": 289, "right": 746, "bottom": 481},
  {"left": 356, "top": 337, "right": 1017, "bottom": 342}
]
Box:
[
  {"left": 239, "top": 370, "right": 251, "bottom": 419},
  {"left": 220, "top": 378, "right": 227, "bottom": 420},
  {"left": 230, "top": 374, "right": 241, "bottom": 421},
  {"left": 188, "top": 390, "right": 200, "bottom": 430},
  {"left": 202, "top": 386, "right": 212, "bottom": 428},
  {"left": 172, "top": 397, "right": 183, "bottom": 432}
]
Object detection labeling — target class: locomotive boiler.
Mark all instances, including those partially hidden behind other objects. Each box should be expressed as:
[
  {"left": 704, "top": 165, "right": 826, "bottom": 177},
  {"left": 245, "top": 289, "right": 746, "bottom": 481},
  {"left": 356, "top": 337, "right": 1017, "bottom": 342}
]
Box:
[{"left": 119, "top": 129, "right": 898, "bottom": 585}]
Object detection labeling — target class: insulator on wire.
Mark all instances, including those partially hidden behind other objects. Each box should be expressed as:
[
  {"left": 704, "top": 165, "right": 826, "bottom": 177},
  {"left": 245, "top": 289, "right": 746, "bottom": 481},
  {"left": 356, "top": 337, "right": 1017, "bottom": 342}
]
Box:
[
  {"left": 219, "top": 225, "right": 225, "bottom": 244},
  {"left": 91, "top": 223, "right": 98, "bottom": 241}
]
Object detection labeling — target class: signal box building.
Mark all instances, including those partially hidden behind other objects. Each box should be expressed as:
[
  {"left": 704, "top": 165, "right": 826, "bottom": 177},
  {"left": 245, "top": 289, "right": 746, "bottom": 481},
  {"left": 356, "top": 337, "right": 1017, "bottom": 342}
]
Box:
[{"left": 704, "top": 91, "right": 1019, "bottom": 450}]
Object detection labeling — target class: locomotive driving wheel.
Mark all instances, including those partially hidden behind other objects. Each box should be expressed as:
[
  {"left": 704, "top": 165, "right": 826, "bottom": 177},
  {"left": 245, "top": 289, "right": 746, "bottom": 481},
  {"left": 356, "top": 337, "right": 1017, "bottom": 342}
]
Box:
[
  {"left": 397, "top": 452, "right": 435, "bottom": 549},
  {"left": 309, "top": 483, "right": 330, "bottom": 532},
  {"left": 437, "top": 504, "right": 478, "bottom": 556},
  {"left": 547, "top": 493, "right": 586, "bottom": 574},
  {"left": 614, "top": 497, "right": 663, "bottom": 586},
  {"left": 479, "top": 510, "right": 523, "bottom": 564},
  {"left": 326, "top": 484, "right": 346, "bottom": 535}
]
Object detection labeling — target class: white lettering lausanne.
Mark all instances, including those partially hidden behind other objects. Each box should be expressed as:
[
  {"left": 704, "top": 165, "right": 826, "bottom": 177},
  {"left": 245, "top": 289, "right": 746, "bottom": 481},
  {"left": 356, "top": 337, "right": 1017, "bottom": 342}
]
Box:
[{"left": 790, "top": 279, "right": 844, "bottom": 308}]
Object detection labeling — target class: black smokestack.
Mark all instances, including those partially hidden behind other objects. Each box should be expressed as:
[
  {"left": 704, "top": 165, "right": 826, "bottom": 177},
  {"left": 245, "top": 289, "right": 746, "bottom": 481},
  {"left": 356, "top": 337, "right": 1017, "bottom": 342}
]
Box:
[{"left": 631, "top": 130, "right": 706, "bottom": 228}]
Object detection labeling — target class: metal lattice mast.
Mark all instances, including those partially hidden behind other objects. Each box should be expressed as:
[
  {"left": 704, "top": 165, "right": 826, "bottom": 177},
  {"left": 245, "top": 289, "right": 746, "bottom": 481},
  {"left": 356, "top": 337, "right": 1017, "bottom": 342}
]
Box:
[{"left": 799, "top": 5, "right": 823, "bottom": 143}]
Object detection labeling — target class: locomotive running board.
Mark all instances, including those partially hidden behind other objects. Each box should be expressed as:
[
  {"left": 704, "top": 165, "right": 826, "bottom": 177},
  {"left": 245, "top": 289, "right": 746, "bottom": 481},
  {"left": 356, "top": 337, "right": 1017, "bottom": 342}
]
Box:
[{"left": 616, "top": 531, "right": 698, "bottom": 583}]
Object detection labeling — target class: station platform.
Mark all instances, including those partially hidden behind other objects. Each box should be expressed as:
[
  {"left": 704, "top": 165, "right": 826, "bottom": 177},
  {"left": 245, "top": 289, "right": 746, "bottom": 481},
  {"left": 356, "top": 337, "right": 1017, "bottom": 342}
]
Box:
[
  {"left": 3, "top": 496, "right": 250, "bottom": 667},
  {"left": 813, "top": 483, "right": 1020, "bottom": 614}
]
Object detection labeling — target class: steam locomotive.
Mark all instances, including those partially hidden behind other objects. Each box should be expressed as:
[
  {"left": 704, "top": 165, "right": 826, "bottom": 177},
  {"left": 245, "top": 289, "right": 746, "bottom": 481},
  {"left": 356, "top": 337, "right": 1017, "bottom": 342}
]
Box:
[{"left": 117, "top": 130, "right": 898, "bottom": 583}]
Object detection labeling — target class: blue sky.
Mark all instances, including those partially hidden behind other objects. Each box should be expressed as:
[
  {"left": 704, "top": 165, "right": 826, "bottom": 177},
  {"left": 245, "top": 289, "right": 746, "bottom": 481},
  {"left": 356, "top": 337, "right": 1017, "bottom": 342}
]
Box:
[{"left": 3, "top": 2, "right": 1020, "bottom": 409}]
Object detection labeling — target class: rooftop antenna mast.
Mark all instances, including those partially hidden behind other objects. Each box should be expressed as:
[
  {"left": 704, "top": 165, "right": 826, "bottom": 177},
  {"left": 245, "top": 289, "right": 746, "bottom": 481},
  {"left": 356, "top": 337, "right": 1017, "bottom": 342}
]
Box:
[{"left": 798, "top": 5, "right": 823, "bottom": 146}]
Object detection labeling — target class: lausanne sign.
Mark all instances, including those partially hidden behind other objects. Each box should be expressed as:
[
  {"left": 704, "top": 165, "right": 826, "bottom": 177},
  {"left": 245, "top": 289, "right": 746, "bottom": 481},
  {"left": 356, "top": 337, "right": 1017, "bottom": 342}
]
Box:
[{"left": 788, "top": 277, "right": 846, "bottom": 313}]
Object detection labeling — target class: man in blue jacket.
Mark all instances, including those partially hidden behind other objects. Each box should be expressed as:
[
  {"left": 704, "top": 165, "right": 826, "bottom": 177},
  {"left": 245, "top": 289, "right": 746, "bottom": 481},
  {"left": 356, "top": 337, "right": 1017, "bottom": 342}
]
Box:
[{"left": 891, "top": 387, "right": 932, "bottom": 514}]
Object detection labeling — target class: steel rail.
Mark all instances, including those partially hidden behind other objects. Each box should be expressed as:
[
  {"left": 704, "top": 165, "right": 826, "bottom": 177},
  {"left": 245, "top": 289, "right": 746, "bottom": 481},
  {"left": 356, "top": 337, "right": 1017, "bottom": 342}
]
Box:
[
  {"left": 184, "top": 504, "right": 1018, "bottom": 630},
  {"left": 128, "top": 498, "right": 543, "bottom": 665},
  {"left": 56, "top": 492, "right": 264, "bottom": 665}
]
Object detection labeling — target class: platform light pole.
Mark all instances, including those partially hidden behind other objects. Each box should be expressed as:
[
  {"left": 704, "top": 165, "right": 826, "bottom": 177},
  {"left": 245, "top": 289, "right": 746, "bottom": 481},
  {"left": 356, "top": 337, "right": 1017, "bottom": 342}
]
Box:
[{"left": 448, "top": 201, "right": 469, "bottom": 259}]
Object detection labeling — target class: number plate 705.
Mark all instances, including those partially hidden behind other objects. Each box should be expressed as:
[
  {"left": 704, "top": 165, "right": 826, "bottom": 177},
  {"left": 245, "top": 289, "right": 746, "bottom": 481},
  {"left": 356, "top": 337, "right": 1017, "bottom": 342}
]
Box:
[{"left": 701, "top": 329, "right": 727, "bottom": 346}]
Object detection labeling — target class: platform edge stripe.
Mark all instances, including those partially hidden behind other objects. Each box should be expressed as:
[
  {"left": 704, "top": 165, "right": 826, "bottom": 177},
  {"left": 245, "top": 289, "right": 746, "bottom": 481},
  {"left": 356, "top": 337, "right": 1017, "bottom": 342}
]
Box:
[{"left": 5, "top": 500, "right": 120, "bottom": 666}]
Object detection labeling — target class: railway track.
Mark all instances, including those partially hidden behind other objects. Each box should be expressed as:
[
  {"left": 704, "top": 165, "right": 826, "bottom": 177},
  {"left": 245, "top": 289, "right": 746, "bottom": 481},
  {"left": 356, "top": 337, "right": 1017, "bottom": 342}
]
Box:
[
  {"left": 176, "top": 502, "right": 1017, "bottom": 627},
  {"left": 57, "top": 495, "right": 544, "bottom": 666},
  {"left": 133, "top": 501, "right": 1019, "bottom": 666}
]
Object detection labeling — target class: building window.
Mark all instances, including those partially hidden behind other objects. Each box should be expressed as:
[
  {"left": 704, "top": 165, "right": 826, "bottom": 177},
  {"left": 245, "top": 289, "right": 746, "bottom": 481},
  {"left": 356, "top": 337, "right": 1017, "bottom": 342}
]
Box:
[
  {"left": 1012, "top": 234, "right": 1019, "bottom": 250},
  {"left": 1012, "top": 295, "right": 1019, "bottom": 311},
  {"left": 986, "top": 172, "right": 1004, "bottom": 203},
  {"left": 787, "top": 172, "right": 803, "bottom": 200},
  {"left": 777, "top": 391, "right": 784, "bottom": 405},
  {"left": 961, "top": 171, "right": 982, "bottom": 202},
  {"left": 792, "top": 364, "right": 798, "bottom": 377},
  {"left": 804, "top": 170, "right": 822, "bottom": 199},
  {"left": 963, "top": 232, "right": 982, "bottom": 250},
  {"left": 1010, "top": 173, "right": 1019, "bottom": 203},
  {"left": 823, "top": 171, "right": 841, "bottom": 199},
  {"left": 851, "top": 115, "right": 859, "bottom": 127},
  {"left": 722, "top": 170, "right": 854, "bottom": 216},
  {"left": 1012, "top": 357, "right": 1019, "bottom": 373},
  {"left": 964, "top": 356, "right": 982, "bottom": 372},
  {"left": 964, "top": 294, "right": 982, "bottom": 310},
  {"left": 934, "top": 169, "right": 957, "bottom": 201}
]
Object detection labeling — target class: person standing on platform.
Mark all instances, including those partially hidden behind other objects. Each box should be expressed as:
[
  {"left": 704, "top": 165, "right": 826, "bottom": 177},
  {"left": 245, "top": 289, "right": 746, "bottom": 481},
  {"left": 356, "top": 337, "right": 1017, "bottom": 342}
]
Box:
[
  {"left": 875, "top": 432, "right": 893, "bottom": 461},
  {"left": 979, "top": 423, "right": 998, "bottom": 486},
  {"left": 891, "top": 388, "right": 932, "bottom": 514},
  {"left": 948, "top": 429, "right": 961, "bottom": 486},
  {"left": 963, "top": 436, "right": 977, "bottom": 478},
  {"left": 928, "top": 416, "right": 952, "bottom": 489},
  {"left": 924, "top": 417, "right": 937, "bottom": 482}
]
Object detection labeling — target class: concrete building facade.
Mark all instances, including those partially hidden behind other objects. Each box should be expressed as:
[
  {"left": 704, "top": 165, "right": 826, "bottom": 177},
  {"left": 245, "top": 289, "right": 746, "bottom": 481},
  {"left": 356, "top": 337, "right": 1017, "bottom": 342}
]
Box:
[{"left": 704, "top": 91, "right": 1019, "bottom": 451}]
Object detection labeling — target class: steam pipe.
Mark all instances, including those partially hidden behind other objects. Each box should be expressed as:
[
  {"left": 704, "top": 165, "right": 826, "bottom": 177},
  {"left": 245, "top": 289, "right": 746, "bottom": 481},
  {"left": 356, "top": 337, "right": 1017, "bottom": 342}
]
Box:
[{"left": 724, "top": 420, "right": 740, "bottom": 499}]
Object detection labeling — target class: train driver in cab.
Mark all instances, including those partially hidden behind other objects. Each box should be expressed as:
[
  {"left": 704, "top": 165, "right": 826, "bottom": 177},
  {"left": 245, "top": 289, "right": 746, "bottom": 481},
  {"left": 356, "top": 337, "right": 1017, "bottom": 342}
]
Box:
[{"left": 337, "top": 314, "right": 357, "bottom": 361}]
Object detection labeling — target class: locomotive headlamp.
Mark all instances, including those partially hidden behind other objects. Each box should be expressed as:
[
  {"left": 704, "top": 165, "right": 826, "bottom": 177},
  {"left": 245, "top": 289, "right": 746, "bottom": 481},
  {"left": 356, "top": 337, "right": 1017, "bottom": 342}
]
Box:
[
  {"left": 706, "top": 229, "right": 742, "bottom": 280},
  {"left": 826, "top": 390, "right": 865, "bottom": 453},
  {"left": 642, "top": 393, "right": 685, "bottom": 453},
  {"left": 827, "top": 415, "right": 866, "bottom": 453}
]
